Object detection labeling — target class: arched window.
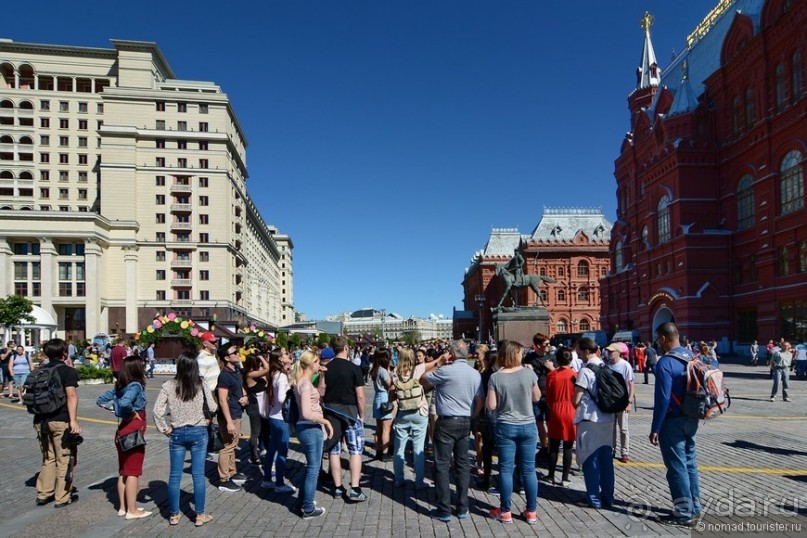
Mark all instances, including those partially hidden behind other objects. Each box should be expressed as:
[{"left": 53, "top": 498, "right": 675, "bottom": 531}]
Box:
[
  {"left": 641, "top": 225, "right": 649, "bottom": 247},
  {"left": 557, "top": 289, "right": 566, "bottom": 302},
  {"left": 556, "top": 319, "right": 568, "bottom": 333},
  {"left": 539, "top": 290, "right": 547, "bottom": 304},
  {"left": 657, "top": 195, "right": 671, "bottom": 243},
  {"left": 776, "top": 63, "right": 787, "bottom": 112},
  {"left": 577, "top": 287, "right": 589, "bottom": 302},
  {"left": 578, "top": 319, "right": 591, "bottom": 331},
  {"left": 793, "top": 51, "right": 803, "bottom": 102},
  {"left": 539, "top": 267, "right": 546, "bottom": 277},
  {"left": 615, "top": 242, "right": 623, "bottom": 271},
  {"left": 780, "top": 150, "right": 804, "bottom": 215},
  {"left": 732, "top": 95, "right": 741, "bottom": 134},
  {"left": 737, "top": 174, "right": 755, "bottom": 229},
  {"left": 557, "top": 266, "right": 565, "bottom": 277},
  {"left": 577, "top": 260, "right": 590, "bottom": 277},
  {"left": 745, "top": 87, "right": 755, "bottom": 128},
  {"left": 750, "top": 254, "right": 759, "bottom": 281}
]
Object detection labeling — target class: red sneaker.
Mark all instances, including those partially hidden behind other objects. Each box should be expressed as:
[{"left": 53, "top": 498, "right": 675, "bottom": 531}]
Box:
[
  {"left": 489, "top": 508, "right": 512, "bottom": 523},
  {"left": 524, "top": 510, "right": 537, "bottom": 524}
]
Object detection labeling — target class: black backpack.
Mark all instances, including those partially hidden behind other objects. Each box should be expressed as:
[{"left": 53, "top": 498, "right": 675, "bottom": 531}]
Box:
[
  {"left": 23, "top": 365, "right": 67, "bottom": 415},
  {"left": 283, "top": 387, "right": 299, "bottom": 434},
  {"left": 586, "top": 363, "right": 629, "bottom": 414}
]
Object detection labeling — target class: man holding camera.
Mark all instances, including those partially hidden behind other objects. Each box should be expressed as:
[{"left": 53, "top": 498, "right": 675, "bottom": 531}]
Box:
[
  {"left": 33, "top": 338, "right": 82, "bottom": 508},
  {"left": 420, "top": 339, "right": 483, "bottom": 522}
]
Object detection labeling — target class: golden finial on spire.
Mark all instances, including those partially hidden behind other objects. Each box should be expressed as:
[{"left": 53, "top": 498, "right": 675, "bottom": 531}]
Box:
[{"left": 641, "top": 11, "right": 654, "bottom": 32}]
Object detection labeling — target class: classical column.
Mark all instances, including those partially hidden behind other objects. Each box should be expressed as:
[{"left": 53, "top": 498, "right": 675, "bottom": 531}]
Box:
[
  {"left": 39, "top": 238, "right": 57, "bottom": 317},
  {"left": 123, "top": 245, "right": 138, "bottom": 332},
  {"left": 0, "top": 237, "right": 11, "bottom": 297},
  {"left": 84, "top": 239, "right": 102, "bottom": 337}
]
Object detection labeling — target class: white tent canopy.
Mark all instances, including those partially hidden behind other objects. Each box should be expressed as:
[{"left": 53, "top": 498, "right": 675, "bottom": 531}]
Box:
[{"left": 5, "top": 305, "right": 57, "bottom": 347}]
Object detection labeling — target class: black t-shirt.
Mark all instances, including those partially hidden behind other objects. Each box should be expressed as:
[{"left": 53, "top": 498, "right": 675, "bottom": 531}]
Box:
[
  {"left": 216, "top": 367, "right": 244, "bottom": 419},
  {"left": 324, "top": 358, "right": 363, "bottom": 407},
  {"left": 34, "top": 361, "right": 79, "bottom": 424},
  {"left": 0, "top": 347, "right": 9, "bottom": 368}
]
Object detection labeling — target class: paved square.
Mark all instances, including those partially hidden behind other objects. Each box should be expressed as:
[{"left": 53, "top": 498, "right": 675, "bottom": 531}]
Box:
[{"left": 1, "top": 360, "right": 805, "bottom": 537}]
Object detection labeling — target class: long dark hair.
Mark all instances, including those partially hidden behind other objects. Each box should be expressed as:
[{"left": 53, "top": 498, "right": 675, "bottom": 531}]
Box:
[
  {"left": 174, "top": 352, "right": 203, "bottom": 402},
  {"left": 265, "top": 349, "right": 285, "bottom": 404},
  {"left": 242, "top": 353, "right": 263, "bottom": 384},
  {"left": 370, "top": 348, "right": 391, "bottom": 381},
  {"left": 117, "top": 356, "right": 146, "bottom": 390}
]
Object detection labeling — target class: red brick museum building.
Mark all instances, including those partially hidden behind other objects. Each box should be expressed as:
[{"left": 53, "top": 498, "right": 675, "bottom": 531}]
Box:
[{"left": 600, "top": 0, "right": 806, "bottom": 349}]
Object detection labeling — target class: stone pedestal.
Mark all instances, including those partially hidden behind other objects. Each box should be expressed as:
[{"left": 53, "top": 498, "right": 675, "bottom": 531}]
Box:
[{"left": 492, "top": 307, "right": 551, "bottom": 347}]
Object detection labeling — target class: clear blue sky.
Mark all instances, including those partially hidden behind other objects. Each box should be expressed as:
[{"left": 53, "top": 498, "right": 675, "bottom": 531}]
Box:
[{"left": 6, "top": 0, "right": 718, "bottom": 321}]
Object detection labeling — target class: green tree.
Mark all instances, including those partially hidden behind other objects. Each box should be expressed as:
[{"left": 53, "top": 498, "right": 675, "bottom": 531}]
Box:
[
  {"left": 0, "top": 295, "right": 35, "bottom": 339},
  {"left": 402, "top": 331, "right": 421, "bottom": 346},
  {"left": 275, "top": 331, "right": 289, "bottom": 349},
  {"left": 289, "top": 333, "right": 302, "bottom": 349},
  {"left": 317, "top": 332, "right": 330, "bottom": 346}
]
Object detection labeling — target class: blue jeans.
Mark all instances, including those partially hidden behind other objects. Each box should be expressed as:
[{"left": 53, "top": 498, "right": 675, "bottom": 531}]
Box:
[
  {"left": 433, "top": 417, "right": 472, "bottom": 515},
  {"left": 264, "top": 418, "right": 290, "bottom": 485},
  {"left": 658, "top": 415, "right": 701, "bottom": 518},
  {"left": 392, "top": 410, "right": 428, "bottom": 485},
  {"left": 770, "top": 368, "right": 790, "bottom": 399},
  {"left": 168, "top": 426, "right": 208, "bottom": 516},
  {"left": 495, "top": 422, "right": 539, "bottom": 513},
  {"left": 582, "top": 445, "right": 615, "bottom": 508},
  {"left": 296, "top": 423, "right": 323, "bottom": 513}
]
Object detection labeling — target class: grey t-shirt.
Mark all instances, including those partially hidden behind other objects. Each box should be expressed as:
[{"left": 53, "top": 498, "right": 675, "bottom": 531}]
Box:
[
  {"left": 425, "top": 359, "right": 482, "bottom": 417},
  {"left": 488, "top": 367, "right": 537, "bottom": 425}
]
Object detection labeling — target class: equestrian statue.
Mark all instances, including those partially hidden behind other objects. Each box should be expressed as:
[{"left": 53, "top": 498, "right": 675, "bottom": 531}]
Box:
[{"left": 495, "top": 249, "right": 556, "bottom": 310}]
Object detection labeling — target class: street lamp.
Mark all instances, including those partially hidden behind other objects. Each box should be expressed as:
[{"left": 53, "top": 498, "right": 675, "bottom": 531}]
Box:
[{"left": 475, "top": 294, "right": 485, "bottom": 343}]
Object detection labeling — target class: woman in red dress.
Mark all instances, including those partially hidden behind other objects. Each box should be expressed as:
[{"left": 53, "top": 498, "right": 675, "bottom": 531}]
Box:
[
  {"left": 544, "top": 347, "right": 577, "bottom": 486},
  {"left": 96, "top": 357, "right": 151, "bottom": 519}
]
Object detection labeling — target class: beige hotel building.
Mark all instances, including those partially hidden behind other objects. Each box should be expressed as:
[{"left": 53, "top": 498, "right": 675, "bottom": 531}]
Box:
[{"left": 0, "top": 38, "right": 294, "bottom": 343}]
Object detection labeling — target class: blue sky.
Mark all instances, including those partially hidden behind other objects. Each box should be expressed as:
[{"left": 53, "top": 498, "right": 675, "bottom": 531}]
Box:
[{"left": 6, "top": 0, "right": 719, "bottom": 321}]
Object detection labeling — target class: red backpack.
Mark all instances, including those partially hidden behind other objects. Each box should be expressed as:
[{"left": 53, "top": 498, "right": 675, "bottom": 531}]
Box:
[{"left": 668, "top": 351, "right": 730, "bottom": 420}]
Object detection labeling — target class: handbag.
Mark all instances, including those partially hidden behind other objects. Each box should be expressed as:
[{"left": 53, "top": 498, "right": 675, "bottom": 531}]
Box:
[
  {"left": 117, "top": 429, "right": 146, "bottom": 452},
  {"left": 116, "top": 412, "right": 146, "bottom": 452},
  {"left": 380, "top": 400, "right": 396, "bottom": 414},
  {"left": 202, "top": 388, "right": 224, "bottom": 453}
]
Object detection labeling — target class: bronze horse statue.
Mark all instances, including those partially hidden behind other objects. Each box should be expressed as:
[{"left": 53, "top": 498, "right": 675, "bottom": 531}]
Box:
[{"left": 495, "top": 263, "right": 556, "bottom": 309}]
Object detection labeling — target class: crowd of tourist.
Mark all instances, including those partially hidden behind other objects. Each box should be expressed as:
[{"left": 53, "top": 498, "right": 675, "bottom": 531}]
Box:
[{"left": 16, "top": 326, "right": 807, "bottom": 529}]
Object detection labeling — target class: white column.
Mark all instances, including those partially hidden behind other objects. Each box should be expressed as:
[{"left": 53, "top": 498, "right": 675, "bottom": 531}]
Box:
[
  {"left": 34, "top": 75, "right": 38, "bottom": 91},
  {"left": 0, "top": 237, "right": 11, "bottom": 297},
  {"left": 123, "top": 245, "right": 138, "bottom": 332},
  {"left": 91, "top": 78, "right": 95, "bottom": 93},
  {"left": 39, "top": 238, "right": 56, "bottom": 317},
  {"left": 84, "top": 239, "right": 102, "bottom": 337}
]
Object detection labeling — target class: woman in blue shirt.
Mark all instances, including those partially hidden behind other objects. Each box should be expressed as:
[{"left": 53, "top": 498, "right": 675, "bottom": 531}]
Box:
[{"left": 97, "top": 356, "right": 151, "bottom": 519}]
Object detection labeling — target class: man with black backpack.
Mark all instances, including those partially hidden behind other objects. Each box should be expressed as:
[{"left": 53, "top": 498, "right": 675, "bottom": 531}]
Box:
[
  {"left": 572, "top": 337, "right": 616, "bottom": 509},
  {"left": 25, "top": 338, "right": 82, "bottom": 508},
  {"left": 649, "top": 322, "right": 701, "bottom": 527}
]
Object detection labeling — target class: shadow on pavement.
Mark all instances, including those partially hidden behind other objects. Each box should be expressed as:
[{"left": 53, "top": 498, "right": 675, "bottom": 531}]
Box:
[{"left": 722, "top": 439, "right": 807, "bottom": 457}]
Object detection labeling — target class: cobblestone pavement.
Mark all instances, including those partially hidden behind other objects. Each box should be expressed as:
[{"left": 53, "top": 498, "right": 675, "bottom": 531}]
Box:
[{"left": 1, "top": 359, "right": 806, "bottom": 537}]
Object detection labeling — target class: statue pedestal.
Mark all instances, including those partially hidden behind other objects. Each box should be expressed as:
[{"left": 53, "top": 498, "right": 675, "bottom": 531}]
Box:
[{"left": 493, "top": 308, "right": 551, "bottom": 347}]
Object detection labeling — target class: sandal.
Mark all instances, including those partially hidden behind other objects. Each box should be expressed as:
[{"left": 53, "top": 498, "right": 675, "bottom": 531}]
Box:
[
  {"left": 195, "top": 513, "right": 213, "bottom": 527},
  {"left": 169, "top": 513, "right": 182, "bottom": 526}
]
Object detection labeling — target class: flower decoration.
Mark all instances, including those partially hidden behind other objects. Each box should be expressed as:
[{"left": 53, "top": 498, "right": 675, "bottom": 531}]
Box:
[
  {"left": 136, "top": 312, "right": 203, "bottom": 348},
  {"left": 240, "top": 326, "right": 274, "bottom": 347}
]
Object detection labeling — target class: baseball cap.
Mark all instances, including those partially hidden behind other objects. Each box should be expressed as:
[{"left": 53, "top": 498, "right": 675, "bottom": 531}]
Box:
[
  {"left": 320, "top": 347, "right": 335, "bottom": 361},
  {"left": 605, "top": 342, "right": 630, "bottom": 356},
  {"left": 200, "top": 331, "right": 218, "bottom": 343}
]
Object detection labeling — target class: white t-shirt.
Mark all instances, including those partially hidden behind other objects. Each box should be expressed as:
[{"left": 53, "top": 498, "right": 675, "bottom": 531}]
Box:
[
  {"left": 196, "top": 350, "right": 220, "bottom": 392},
  {"left": 608, "top": 359, "right": 635, "bottom": 385},
  {"left": 269, "top": 371, "right": 290, "bottom": 420},
  {"left": 574, "top": 358, "right": 615, "bottom": 424}
]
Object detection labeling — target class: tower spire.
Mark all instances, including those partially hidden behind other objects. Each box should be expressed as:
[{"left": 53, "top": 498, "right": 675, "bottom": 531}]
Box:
[{"left": 636, "top": 11, "right": 660, "bottom": 90}]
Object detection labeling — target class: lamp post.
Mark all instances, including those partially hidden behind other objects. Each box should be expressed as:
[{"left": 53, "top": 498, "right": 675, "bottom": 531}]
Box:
[
  {"left": 380, "top": 308, "right": 386, "bottom": 344},
  {"left": 475, "top": 294, "right": 485, "bottom": 343}
]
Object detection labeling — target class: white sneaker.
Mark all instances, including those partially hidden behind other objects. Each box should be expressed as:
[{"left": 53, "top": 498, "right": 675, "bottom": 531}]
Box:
[{"left": 770, "top": 397, "right": 776, "bottom": 402}]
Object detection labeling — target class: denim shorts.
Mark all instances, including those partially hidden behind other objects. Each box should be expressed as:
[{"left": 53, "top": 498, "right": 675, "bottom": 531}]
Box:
[
  {"left": 329, "top": 418, "right": 365, "bottom": 456},
  {"left": 14, "top": 373, "right": 29, "bottom": 387}
]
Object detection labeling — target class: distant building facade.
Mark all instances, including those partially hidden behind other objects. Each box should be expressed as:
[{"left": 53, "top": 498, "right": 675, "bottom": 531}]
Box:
[
  {"left": 600, "top": 0, "right": 806, "bottom": 349},
  {"left": 462, "top": 208, "right": 612, "bottom": 341},
  {"left": 331, "top": 308, "right": 453, "bottom": 341},
  {"left": 0, "top": 38, "right": 293, "bottom": 343}
]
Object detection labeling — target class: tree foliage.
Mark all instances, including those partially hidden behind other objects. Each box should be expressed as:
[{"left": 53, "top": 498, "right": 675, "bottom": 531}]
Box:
[
  {"left": 0, "top": 295, "right": 36, "bottom": 329},
  {"left": 275, "top": 331, "right": 289, "bottom": 349},
  {"left": 317, "top": 332, "right": 330, "bottom": 346},
  {"left": 289, "top": 333, "right": 302, "bottom": 349},
  {"left": 402, "top": 331, "right": 421, "bottom": 346}
]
